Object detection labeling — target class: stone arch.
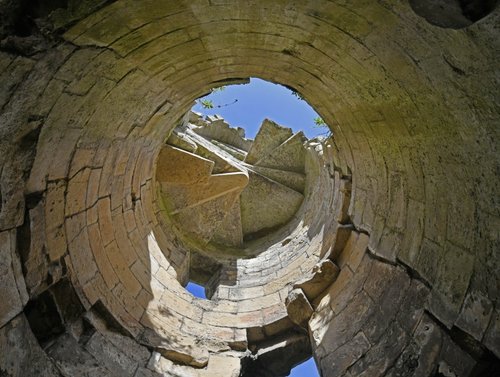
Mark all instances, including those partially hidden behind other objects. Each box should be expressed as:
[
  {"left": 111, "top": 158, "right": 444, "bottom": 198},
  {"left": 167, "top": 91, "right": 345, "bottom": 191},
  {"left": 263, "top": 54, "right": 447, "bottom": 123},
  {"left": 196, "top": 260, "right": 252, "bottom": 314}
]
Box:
[{"left": 0, "top": 1, "right": 498, "bottom": 376}]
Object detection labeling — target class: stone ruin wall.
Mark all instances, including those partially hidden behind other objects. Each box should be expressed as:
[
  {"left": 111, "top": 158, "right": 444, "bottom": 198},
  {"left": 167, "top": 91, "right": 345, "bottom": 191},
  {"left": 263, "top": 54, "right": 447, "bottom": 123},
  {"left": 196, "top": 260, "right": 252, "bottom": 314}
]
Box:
[{"left": 0, "top": 1, "right": 499, "bottom": 376}]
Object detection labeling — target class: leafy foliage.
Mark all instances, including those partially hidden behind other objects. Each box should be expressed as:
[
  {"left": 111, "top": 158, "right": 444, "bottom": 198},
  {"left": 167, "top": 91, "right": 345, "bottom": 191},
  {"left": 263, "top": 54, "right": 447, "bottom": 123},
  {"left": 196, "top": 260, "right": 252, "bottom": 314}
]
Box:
[
  {"left": 291, "top": 91, "right": 304, "bottom": 101},
  {"left": 314, "top": 116, "right": 326, "bottom": 126},
  {"left": 313, "top": 116, "right": 332, "bottom": 138},
  {"left": 211, "top": 86, "right": 226, "bottom": 93},
  {"left": 200, "top": 99, "right": 214, "bottom": 109}
]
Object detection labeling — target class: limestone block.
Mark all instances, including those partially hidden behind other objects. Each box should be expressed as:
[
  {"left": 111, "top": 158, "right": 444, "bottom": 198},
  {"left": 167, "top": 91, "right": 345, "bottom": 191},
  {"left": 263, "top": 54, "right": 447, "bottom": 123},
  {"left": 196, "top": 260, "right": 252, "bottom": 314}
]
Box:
[
  {"left": 286, "top": 288, "right": 313, "bottom": 328},
  {"left": 319, "top": 331, "right": 370, "bottom": 377},
  {"left": 315, "top": 290, "right": 374, "bottom": 359},
  {"left": 200, "top": 355, "right": 241, "bottom": 377},
  {"left": 385, "top": 315, "right": 444, "bottom": 377},
  {"left": 398, "top": 198, "right": 425, "bottom": 266},
  {"left": 202, "top": 308, "right": 264, "bottom": 328},
  {"left": 173, "top": 191, "right": 241, "bottom": 244},
  {"left": 156, "top": 145, "right": 214, "bottom": 184},
  {"left": 45, "top": 180, "right": 67, "bottom": 261},
  {"left": 167, "top": 130, "right": 198, "bottom": 152},
  {"left": 0, "top": 230, "right": 26, "bottom": 327},
  {"left": 254, "top": 131, "right": 307, "bottom": 174},
  {"left": 427, "top": 242, "right": 474, "bottom": 328},
  {"left": 147, "top": 351, "right": 199, "bottom": 377},
  {"left": 294, "top": 259, "right": 340, "bottom": 302},
  {"left": 192, "top": 117, "right": 252, "bottom": 152},
  {"left": 483, "top": 308, "right": 500, "bottom": 358},
  {"left": 362, "top": 264, "right": 410, "bottom": 343},
  {"left": 68, "top": 228, "right": 98, "bottom": 287},
  {"left": 140, "top": 329, "right": 209, "bottom": 368},
  {"left": 164, "top": 172, "right": 248, "bottom": 215},
  {"left": 89, "top": 223, "right": 118, "bottom": 290},
  {"left": 326, "top": 223, "right": 353, "bottom": 260},
  {"left": 85, "top": 332, "right": 140, "bottom": 377},
  {"left": 336, "top": 177, "right": 352, "bottom": 224},
  {"left": 240, "top": 172, "right": 303, "bottom": 237},
  {"left": 396, "top": 279, "right": 430, "bottom": 334},
  {"left": 347, "top": 323, "right": 408, "bottom": 377},
  {"left": 437, "top": 335, "right": 475, "bottom": 377},
  {"left": 212, "top": 140, "right": 247, "bottom": 160},
  {"left": 0, "top": 314, "right": 61, "bottom": 377},
  {"left": 455, "top": 289, "right": 493, "bottom": 342},
  {"left": 66, "top": 168, "right": 91, "bottom": 216},
  {"left": 46, "top": 332, "right": 115, "bottom": 377},
  {"left": 251, "top": 165, "right": 306, "bottom": 193},
  {"left": 337, "top": 231, "right": 369, "bottom": 271},
  {"left": 245, "top": 119, "right": 293, "bottom": 164},
  {"left": 24, "top": 199, "right": 53, "bottom": 296},
  {"left": 211, "top": 196, "right": 244, "bottom": 246}
]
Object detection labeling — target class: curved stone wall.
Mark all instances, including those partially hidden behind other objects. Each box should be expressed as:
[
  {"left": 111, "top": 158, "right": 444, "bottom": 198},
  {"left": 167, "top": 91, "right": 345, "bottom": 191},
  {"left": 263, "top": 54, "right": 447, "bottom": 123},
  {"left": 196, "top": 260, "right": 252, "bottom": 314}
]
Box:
[{"left": 0, "top": 1, "right": 498, "bottom": 376}]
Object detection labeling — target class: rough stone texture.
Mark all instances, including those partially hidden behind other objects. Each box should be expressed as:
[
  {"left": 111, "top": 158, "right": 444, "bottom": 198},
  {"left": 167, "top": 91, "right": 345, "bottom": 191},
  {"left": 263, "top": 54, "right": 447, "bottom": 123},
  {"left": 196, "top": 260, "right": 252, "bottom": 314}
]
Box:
[
  {"left": 286, "top": 288, "right": 314, "bottom": 328},
  {"left": 0, "top": 0, "right": 499, "bottom": 376},
  {"left": 294, "top": 259, "right": 340, "bottom": 302},
  {"left": 0, "top": 314, "right": 61, "bottom": 377}
]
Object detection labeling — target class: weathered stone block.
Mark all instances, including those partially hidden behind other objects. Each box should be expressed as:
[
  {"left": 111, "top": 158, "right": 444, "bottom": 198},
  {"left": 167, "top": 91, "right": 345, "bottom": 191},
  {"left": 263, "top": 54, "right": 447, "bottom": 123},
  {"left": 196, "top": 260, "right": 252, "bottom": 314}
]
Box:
[
  {"left": 0, "top": 230, "right": 25, "bottom": 327},
  {"left": 1, "top": 314, "right": 61, "bottom": 377},
  {"left": 294, "top": 259, "right": 340, "bottom": 301},
  {"left": 286, "top": 288, "right": 313, "bottom": 328}
]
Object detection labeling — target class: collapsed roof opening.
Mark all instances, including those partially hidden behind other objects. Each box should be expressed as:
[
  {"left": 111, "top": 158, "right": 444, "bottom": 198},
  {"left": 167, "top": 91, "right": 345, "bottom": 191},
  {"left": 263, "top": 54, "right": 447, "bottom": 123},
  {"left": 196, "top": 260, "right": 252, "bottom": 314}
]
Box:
[{"left": 191, "top": 78, "right": 331, "bottom": 140}]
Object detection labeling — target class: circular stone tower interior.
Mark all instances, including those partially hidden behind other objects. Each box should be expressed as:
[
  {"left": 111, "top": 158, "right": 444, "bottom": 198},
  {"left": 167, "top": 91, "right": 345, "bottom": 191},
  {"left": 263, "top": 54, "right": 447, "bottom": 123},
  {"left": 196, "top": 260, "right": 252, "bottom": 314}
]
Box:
[{"left": 0, "top": 1, "right": 499, "bottom": 377}]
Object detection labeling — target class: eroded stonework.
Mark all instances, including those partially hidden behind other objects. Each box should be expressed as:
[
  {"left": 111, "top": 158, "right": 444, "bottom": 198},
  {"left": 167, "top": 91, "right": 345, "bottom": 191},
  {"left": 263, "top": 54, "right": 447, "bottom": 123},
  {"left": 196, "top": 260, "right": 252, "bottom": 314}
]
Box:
[
  {"left": 0, "top": 1, "right": 499, "bottom": 376},
  {"left": 158, "top": 114, "right": 307, "bottom": 249}
]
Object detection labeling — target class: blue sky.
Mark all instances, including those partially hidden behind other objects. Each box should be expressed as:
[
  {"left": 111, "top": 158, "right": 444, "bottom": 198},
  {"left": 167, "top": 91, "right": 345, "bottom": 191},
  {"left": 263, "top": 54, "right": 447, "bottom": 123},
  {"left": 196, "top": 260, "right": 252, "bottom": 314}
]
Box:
[
  {"left": 192, "top": 78, "right": 328, "bottom": 139},
  {"left": 187, "top": 78, "right": 322, "bottom": 377}
]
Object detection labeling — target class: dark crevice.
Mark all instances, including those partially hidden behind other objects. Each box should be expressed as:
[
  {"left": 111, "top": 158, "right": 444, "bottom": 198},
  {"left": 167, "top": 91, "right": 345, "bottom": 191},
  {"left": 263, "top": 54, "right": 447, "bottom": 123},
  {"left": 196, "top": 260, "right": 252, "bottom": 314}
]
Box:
[
  {"left": 89, "top": 300, "right": 133, "bottom": 338},
  {"left": 409, "top": 0, "right": 498, "bottom": 29},
  {"left": 24, "top": 290, "right": 66, "bottom": 346},
  {"left": 243, "top": 223, "right": 287, "bottom": 242},
  {"left": 443, "top": 55, "right": 467, "bottom": 76},
  {"left": 25, "top": 191, "right": 44, "bottom": 210},
  {"left": 78, "top": 316, "right": 97, "bottom": 345},
  {"left": 460, "top": 0, "right": 499, "bottom": 21},
  {"left": 448, "top": 326, "right": 500, "bottom": 376},
  {"left": 281, "top": 48, "right": 299, "bottom": 57},
  {"left": 16, "top": 201, "right": 32, "bottom": 277},
  {"left": 23, "top": 276, "right": 84, "bottom": 348},
  {"left": 50, "top": 277, "right": 85, "bottom": 323},
  {"left": 423, "top": 310, "right": 500, "bottom": 375}
]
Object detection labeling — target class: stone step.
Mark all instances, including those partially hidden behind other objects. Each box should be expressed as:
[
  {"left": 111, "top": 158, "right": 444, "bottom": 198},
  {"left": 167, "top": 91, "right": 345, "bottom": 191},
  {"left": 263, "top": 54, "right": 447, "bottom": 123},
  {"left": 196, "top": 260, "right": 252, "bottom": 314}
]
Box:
[
  {"left": 186, "top": 129, "right": 245, "bottom": 174},
  {"left": 212, "top": 140, "right": 247, "bottom": 161},
  {"left": 191, "top": 118, "right": 252, "bottom": 152},
  {"left": 254, "top": 131, "right": 306, "bottom": 174},
  {"left": 244, "top": 119, "right": 293, "bottom": 165},
  {"left": 156, "top": 145, "right": 214, "bottom": 185},
  {"left": 210, "top": 196, "right": 244, "bottom": 247},
  {"left": 166, "top": 129, "right": 197, "bottom": 153},
  {"left": 250, "top": 165, "right": 305, "bottom": 193},
  {"left": 240, "top": 171, "right": 304, "bottom": 239},
  {"left": 161, "top": 172, "right": 248, "bottom": 215},
  {"left": 172, "top": 191, "right": 241, "bottom": 245}
]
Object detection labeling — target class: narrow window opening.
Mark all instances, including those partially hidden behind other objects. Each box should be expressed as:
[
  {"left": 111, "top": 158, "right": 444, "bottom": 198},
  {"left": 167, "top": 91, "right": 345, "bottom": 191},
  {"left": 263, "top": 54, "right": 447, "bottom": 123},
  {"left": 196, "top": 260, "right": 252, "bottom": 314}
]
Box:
[
  {"left": 289, "top": 356, "right": 320, "bottom": 377},
  {"left": 185, "top": 281, "right": 207, "bottom": 299}
]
